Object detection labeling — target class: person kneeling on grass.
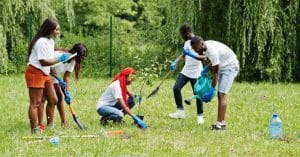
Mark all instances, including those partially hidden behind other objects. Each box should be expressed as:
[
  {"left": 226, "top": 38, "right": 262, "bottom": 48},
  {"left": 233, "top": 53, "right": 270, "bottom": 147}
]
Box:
[
  {"left": 189, "top": 36, "right": 239, "bottom": 130},
  {"left": 96, "top": 67, "right": 147, "bottom": 129}
]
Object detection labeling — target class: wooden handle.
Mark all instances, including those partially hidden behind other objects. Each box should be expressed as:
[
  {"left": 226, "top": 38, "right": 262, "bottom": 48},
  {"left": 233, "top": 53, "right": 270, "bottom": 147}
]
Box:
[
  {"left": 68, "top": 105, "right": 76, "bottom": 115},
  {"left": 158, "top": 71, "right": 172, "bottom": 87}
]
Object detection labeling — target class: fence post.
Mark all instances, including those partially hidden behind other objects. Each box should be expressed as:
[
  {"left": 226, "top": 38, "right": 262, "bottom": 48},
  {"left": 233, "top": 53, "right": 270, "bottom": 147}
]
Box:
[{"left": 109, "top": 16, "right": 112, "bottom": 77}]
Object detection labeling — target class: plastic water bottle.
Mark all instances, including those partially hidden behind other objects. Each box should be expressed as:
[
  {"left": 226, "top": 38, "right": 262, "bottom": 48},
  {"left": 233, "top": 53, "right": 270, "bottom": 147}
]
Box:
[
  {"left": 270, "top": 113, "right": 282, "bottom": 139},
  {"left": 49, "top": 136, "right": 60, "bottom": 146}
]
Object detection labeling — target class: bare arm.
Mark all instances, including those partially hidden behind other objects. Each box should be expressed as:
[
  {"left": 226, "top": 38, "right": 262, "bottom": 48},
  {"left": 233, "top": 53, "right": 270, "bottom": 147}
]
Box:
[
  {"left": 63, "top": 71, "right": 71, "bottom": 91},
  {"left": 39, "top": 58, "right": 58, "bottom": 66},
  {"left": 211, "top": 65, "right": 219, "bottom": 88},
  {"left": 117, "top": 98, "right": 133, "bottom": 116},
  {"left": 194, "top": 54, "right": 206, "bottom": 61},
  {"left": 50, "top": 67, "right": 58, "bottom": 77}
]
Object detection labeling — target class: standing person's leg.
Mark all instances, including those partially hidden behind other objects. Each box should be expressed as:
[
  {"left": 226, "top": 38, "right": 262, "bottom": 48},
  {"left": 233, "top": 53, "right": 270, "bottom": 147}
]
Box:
[
  {"left": 53, "top": 83, "right": 68, "bottom": 127},
  {"left": 25, "top": 65, "right": 48, "bottom": 133},
  {"left": 28, "top": 88, "right": 44, "bottom": 133},
  {"left": 44, "top": 80, "right": 58, "bottom": 126},
  {"left": 169, "top": 74, "right": 189, "bottom": 118},
  {"left": 218, "top": 93, "right": 227, "bottom": 122},
  {"left": 190, "top": 78, "right": 204, "bottom": 124},
  {"left": 38, "top": 96, "right": 46, "bottom": 130},
  {"left": 213, "top": 68, "right": 238, "bottom": 130}
]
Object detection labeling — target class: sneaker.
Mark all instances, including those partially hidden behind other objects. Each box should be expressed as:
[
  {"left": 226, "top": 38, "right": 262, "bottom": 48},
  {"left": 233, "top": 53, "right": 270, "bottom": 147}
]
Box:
[
  {"left": 100, "top": 117, "right": 108, "bottom": 126},
  {"left": 211, "top": 122, "right": 226, "bottom": 130},
  {"left": 31, "top": 127, "right": 41, "bottom": 134},
  {"left": 39, "top": 124, "right": 45, "bottom": 133},
  {"left": 211, "top": 124, "right": 224, "bottom": 130},
  {"left": 197, "top": 115, "right": 204, "bottom": 124},
  {"left": 113, "top": 119, "right": 125, "bottom": 124},
  {"left": 169, "top": 110, "right": 185, "bottom": 119}
]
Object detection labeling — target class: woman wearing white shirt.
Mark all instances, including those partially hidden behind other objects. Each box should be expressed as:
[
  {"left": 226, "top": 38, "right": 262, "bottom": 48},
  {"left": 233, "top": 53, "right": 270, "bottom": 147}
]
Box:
[
  {"left": 25, "top": 17, "right": 71, "bottom": 134},
  {"left": 47, "top": 43, "right": 87, "bottom": 127}
]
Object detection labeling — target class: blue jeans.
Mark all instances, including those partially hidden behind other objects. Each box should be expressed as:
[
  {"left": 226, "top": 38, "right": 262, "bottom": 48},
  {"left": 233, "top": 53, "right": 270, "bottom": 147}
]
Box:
[
  {"left": 173, "top": 73, "right": 203, "bottom": 115},
  {"left": 97, "top": 96, "right": 135, "bottom": 121}
]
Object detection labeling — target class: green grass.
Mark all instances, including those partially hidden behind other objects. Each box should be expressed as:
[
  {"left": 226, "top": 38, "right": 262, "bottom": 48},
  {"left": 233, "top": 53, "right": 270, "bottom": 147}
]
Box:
[{"left": 0, "top": 75, "right": 300, "bottom": 156}]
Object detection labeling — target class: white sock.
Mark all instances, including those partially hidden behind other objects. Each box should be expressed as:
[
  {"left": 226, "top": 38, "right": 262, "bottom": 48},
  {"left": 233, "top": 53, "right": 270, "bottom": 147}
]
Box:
[{"left": 221, "top": 120, "right": 226, "bottom": 126}]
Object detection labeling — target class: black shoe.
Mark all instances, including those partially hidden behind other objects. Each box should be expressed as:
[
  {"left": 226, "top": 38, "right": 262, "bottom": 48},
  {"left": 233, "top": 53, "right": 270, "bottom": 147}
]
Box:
[
  {"left": 100, "top": 117, "right": 108, "bottom": 126},
  {"left": 113, "top": 119, "right": 124, "bottom": 124},
  {"left": 211, "top": 124, "right": 226, "bottom": 130}
]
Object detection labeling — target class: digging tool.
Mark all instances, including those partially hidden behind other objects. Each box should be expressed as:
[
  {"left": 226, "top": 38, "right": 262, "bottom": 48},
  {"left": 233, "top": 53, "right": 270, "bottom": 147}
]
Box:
[
  {"left": 53, "top": 53, "right": 77, "bottom": 67},
  {"left": 146, "top": 70, "right": 172, "bottom": 99},
  {"left": 146, "top": 54, "right": 184, "bottom": 99},
  {"left": 51, "top": 74, "right": 86, "bottom": 130}
]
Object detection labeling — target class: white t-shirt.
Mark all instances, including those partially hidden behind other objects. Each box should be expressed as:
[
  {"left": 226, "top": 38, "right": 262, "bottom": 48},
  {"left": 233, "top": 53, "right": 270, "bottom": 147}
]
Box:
[
  {"left": 203, "top": 40, "right": 239, "bottom": 70},
  {"left": 181, "top": 40, "right": 203, "bottom": 78},
  {"left": 28, "top": 37, "right": 55, "bottom": 75},
  {"left": 53, "top": 51, "right": 75, "bottom": 74},
  {"left": 51, "top": 51, "right": 75, "bottom": 83},
  {"left": 96, "top": 80, "right": 122, "bottom": 110}
]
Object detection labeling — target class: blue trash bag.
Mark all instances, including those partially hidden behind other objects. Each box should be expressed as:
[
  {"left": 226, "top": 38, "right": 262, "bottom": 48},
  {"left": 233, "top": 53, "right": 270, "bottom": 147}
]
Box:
[{"left": 186, "top": 66, "right": 213, "bottom": 103}]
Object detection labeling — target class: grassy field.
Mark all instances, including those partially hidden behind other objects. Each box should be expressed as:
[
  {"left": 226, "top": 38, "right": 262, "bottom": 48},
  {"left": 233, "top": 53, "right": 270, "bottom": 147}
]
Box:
[{"left": 0, "top": 75, "right": 299, "bottom": 157}]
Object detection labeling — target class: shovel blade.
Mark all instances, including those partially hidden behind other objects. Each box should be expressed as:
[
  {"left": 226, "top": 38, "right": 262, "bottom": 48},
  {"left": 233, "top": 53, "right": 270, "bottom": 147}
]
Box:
[
  {"left": 73, "top": 115, "right": 86, "bottom": 130},
  {"left": 146, "top": 87, "right": 159, "bottom": 99}
]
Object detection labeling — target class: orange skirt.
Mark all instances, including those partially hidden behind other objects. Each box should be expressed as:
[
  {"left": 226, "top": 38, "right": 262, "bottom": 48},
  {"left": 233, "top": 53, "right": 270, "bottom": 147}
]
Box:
[{"left": 25, "top": 65, "right": 52, "bottom": 88}]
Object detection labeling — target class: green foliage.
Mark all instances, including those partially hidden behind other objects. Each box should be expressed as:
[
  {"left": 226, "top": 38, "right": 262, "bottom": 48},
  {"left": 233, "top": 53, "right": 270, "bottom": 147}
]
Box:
[
  {"left": 0, "top": 0, "right": 299, "bottom": 82},
  {"left": 226, "top": 0, "right": 299, "bottom": 82},
  {"left": 0, "top": 25, "right": 8, "bottom": 74},
  {"left": 0, "top": 0, "right": 64, "bottom": 74},
  {"left": 161, "top": 0, "right": 299, "bottom": 82},
  {"left": 296, "top": 6, "right": 300, "bottom": 81}
]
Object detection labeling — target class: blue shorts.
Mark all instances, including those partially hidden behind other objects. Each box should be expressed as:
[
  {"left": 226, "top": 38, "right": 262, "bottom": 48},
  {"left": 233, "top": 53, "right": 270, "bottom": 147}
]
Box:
[{"left": 218, "top": 66, "right": 239, "bottom": 94}]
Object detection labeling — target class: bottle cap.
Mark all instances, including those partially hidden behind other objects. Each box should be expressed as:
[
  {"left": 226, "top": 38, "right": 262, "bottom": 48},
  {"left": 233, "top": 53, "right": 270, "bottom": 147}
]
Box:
[{"left": 272, "top": 113, "right": 278, "bottom": 118}]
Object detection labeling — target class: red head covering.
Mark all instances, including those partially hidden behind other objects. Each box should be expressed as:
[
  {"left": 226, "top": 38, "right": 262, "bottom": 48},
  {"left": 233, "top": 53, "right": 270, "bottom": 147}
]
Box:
[{"left": 112, "top": 67, "right": 136, "bottom": 106}]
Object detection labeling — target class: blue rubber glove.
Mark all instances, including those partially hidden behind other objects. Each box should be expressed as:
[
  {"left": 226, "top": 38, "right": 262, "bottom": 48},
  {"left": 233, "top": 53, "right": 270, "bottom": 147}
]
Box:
[
  {"left": 169, "top": 61, "right": 177, "bottom": 71},
  {"left": 65, "top": 90, "right": 72, "bottom": 104},
  {"left": 57, "top": 53, "right": 71, "bottom": 63},
  {"left": 132, "top": 115, "right": 147, "bottom": 129},
  {"left": 56, "top": 77, "right": 67, "bottom": 88},
  {"left": 201, "top": 87, "right": 215, "bottom": 102},
  {"left": 201, "top": 66, "right": 209, "bottom": 77},
  {"left": 182, "top": 49, "right": 197, "bottom": 59}
]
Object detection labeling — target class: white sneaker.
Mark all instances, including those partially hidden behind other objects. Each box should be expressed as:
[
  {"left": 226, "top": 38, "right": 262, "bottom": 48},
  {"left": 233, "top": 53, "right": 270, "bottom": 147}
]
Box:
[
  {"left": 197, "top": 115, "right": 204, "bottom": 124},
  {"left": 169, "top": 110, "right": 185, "bottom": 119}
]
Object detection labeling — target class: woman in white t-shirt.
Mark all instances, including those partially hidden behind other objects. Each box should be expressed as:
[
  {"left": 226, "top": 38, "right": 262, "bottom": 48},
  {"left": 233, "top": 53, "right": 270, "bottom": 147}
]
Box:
[
  {"left": 96, "top": 67, "right": 147, "bottom": 129},
  {"left": 190, "top": 36, "right": 239, "bottom": 130},
  {"left": 44, "top": 43, "right": 87, "bottom": 127},
  {"left": 25, "top": 17, "right": 71, "bottom": 134}
]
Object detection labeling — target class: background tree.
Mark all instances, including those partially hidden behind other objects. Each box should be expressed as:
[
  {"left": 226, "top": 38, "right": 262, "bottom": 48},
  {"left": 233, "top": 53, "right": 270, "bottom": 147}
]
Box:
[{"left": 0, "top": 0, "right": 299, "bottom": 82}]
